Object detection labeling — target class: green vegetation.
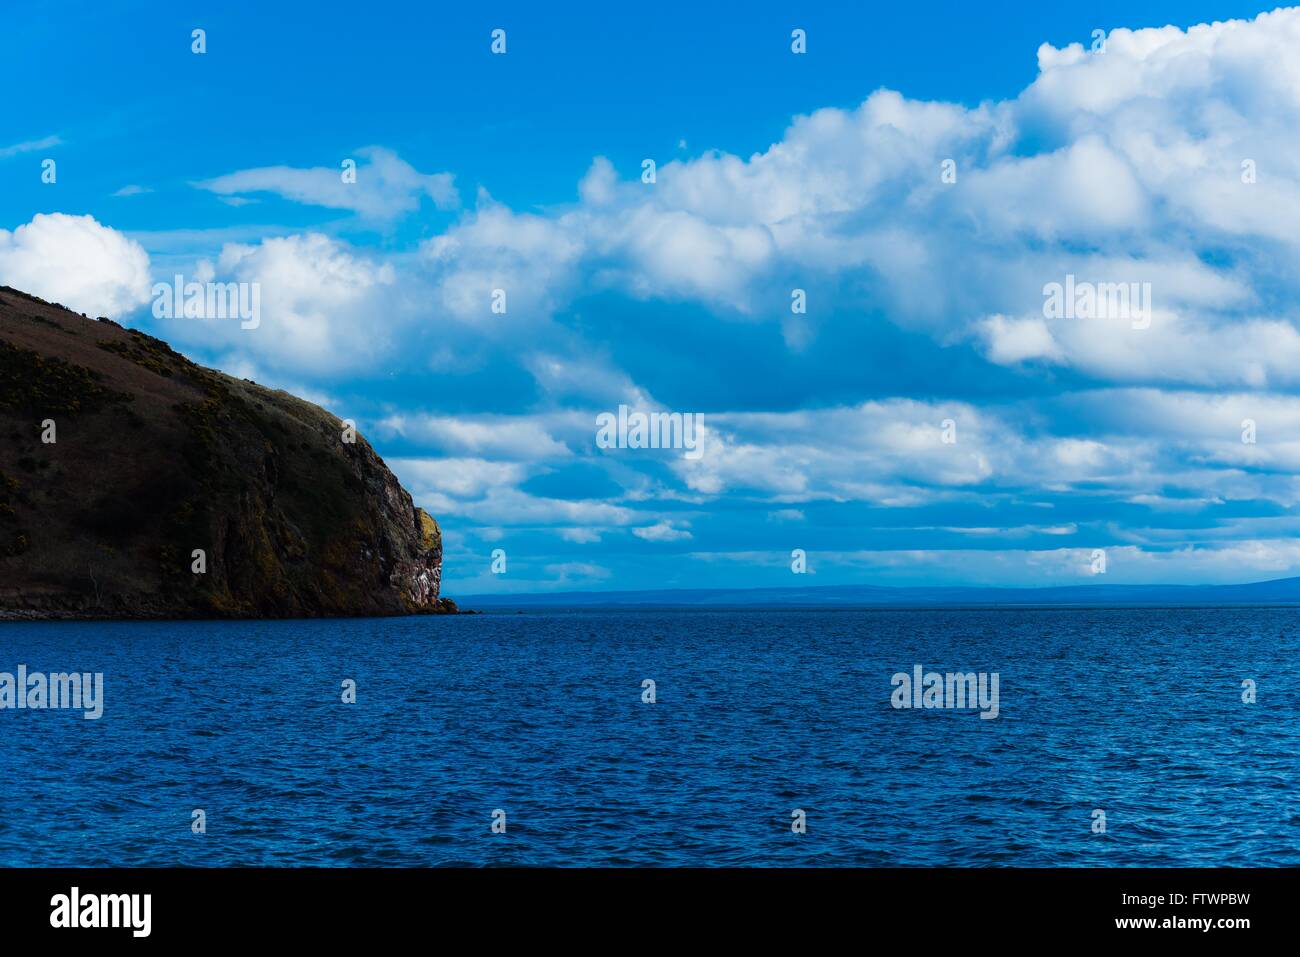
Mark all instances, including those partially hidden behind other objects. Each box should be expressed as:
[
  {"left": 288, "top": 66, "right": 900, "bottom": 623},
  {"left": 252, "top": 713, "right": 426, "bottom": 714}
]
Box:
[
  {"left": 0, "top": 340, "right": 131, "bottom": 416},
  {"left": 97, "top": 339, "right": 174, "bottom": 377},
  {"left": 0, "top": 469, "right": 29, "bottom": 557}
]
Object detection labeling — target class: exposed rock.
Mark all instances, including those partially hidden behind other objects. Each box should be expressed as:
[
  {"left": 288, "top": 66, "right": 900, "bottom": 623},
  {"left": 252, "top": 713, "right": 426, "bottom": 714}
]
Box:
[{"left": 0, "top": 286, "right": 454, "bottom": 619}]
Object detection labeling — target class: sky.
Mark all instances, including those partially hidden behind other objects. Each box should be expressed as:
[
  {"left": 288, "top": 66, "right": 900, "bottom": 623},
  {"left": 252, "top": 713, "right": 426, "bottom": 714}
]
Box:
[{"left": 3, "top": 0, "right": 1300, "bottom": 594}]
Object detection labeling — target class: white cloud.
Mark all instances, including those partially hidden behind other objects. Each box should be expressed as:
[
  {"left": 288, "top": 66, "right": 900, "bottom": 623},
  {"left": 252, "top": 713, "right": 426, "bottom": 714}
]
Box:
[
  {"left": 419, "top": 197, "right": 584, "bottom": 324},
  {"left": 157, "top": 232, "right": 396, "bottom": 374},
  {"left": 388, "top": 457, "right": 530, "bottom": 499},
  {"left": 0, "top": 135, "right": 60, "bottom": 160},
  {"left": 261, "top": 9, "right": 1289, "bottom": 398},
  {"left": 434, "top": 488, "right": 636, "bottom": 527},
  {"left": 198, "top": 147, "right": 457, "bottom": 221},
  {"left": 632, "top": 520, "right": 693, "bottom": 542},
  {"left": 978, "top": 314, "right": 1062, "bottom": 364},
  {"left": 153, "top": 10, "right": 1300, "bottom": 392},
  {"left": 542, "top": 562, "right": 612, "bottom": 584},
  {"left": 832, "top": 539, "right": 1300, "bottom": 585},
  {"left": 0, "top": 213, "right": 151, "bottom": 317},
  {"left": 378, "top": 413, "right": 571, "bottom": 459}
]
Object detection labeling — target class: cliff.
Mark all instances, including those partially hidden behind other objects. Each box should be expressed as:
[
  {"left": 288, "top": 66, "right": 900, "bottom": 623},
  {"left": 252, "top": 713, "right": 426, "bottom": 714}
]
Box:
[{"left": 0, "top": 285, "right": 454, "bottom": 619}]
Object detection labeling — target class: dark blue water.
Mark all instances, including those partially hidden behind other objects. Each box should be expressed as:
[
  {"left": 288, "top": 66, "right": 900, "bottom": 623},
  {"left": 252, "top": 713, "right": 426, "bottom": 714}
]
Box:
[{"left": 1, "top": 608, "right": 1296, "bottom": 866}]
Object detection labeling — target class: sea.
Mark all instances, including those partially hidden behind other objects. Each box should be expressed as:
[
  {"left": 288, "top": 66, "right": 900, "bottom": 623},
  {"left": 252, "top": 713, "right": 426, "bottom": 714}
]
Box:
[{"left": 1, "top": 607, "right": 1295, "bottom": 866}]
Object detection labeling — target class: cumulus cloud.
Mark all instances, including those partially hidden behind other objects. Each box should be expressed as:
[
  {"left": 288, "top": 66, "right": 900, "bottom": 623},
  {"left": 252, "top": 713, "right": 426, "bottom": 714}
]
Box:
[
  {"left": 420, "top": 197, "right": 584, "bottom": 323},
  {"left": 0, "top": 213, "right": 151, "bottom": 317},
  {"left": 308, "top": 9, "right": 1300, "bottom": 398},
  {"left": 154, "top": 232, "right": 396, "bottom": 375},
  {"left": 162, "top": 10, "right": 1300, "bottom": 389}
]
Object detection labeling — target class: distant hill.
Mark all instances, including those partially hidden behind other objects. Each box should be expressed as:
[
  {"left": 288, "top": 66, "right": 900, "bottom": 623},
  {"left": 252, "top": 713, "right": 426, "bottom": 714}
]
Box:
[
  {"left": 0, "top": 286, "right": 452, "bottom": 619},
  {"left": 460, "top": 577, "right": 1300, "bottom": 608}
]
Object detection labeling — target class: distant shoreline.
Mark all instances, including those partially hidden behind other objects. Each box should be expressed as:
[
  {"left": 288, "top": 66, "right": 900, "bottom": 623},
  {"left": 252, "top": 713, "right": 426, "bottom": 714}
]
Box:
[
  {"left": 455, "top": 576, "right": 1300, "bottom": 609},
  {"left": 4, "top": 601, "right": 1300, "bottom": 622},
  {"left": 460, "top": 601, "right": 1300, "bottom": 613}
]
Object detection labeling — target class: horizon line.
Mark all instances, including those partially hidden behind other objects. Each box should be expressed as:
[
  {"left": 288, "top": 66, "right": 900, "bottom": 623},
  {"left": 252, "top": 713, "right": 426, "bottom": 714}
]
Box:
[{"left": 452, "top": 574, "right": 1300, "bottom": 603}]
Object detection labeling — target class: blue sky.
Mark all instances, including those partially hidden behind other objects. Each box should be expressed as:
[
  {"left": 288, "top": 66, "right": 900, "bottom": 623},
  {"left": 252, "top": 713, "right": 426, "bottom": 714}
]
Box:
[{"left": 4, "top": 1, "right": 1300, "bottom": 593}]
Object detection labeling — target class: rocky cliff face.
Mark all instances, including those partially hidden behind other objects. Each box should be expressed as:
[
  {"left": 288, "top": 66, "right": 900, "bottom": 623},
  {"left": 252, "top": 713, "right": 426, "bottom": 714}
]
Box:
[{"left": 0, "top": 286, "right": 453, "bottom": 619}]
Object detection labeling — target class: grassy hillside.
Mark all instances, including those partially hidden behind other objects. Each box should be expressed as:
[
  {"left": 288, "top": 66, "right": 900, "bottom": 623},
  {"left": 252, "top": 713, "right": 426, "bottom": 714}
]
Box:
[{"left": 0, "top": 286, "right": 451, "bottom": 619}]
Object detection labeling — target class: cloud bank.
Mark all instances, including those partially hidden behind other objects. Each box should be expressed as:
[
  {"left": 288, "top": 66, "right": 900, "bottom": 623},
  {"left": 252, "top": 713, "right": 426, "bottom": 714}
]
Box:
[{"left": 14, "top": 9, "right": 1300, "bottom": 589}]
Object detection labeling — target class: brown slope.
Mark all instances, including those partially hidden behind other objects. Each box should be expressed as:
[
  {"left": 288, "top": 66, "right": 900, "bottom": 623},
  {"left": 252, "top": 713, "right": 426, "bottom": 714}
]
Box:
[{"left": 0, "top": 285, "right": 451, "bottom": 619}]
